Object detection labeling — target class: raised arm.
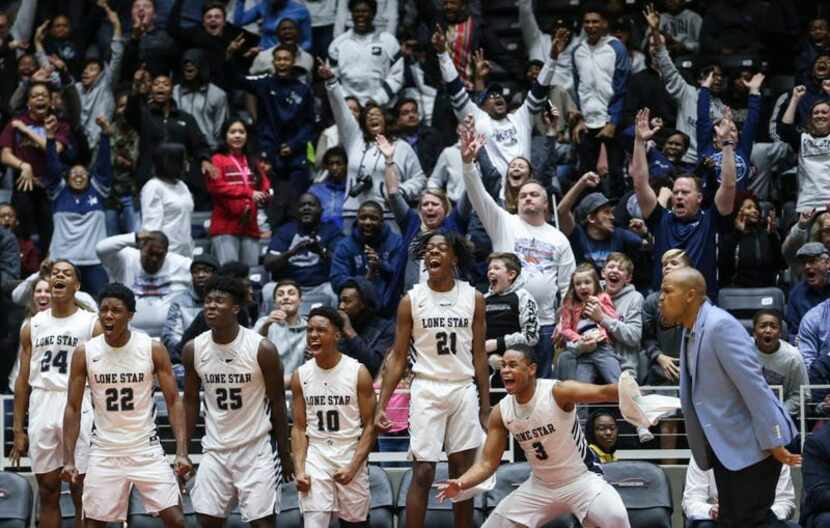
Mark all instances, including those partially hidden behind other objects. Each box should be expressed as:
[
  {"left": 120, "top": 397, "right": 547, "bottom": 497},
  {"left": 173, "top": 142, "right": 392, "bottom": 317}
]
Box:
[
  {"left": 436, "top": 407, "right": 508, "bottom": 501},
  {"left": 153, "top": 341, "right": 192, "bottom": 478},
  {"left": 335, "top": 366, "right": 376, "bottom": 486},
  {"left": 738, "top": 73, "right": 764, "bottom": 155},
  {"left": 713, "top": 120, "right": 737, "bottom": 216},
  {"left": 557, "top": 171, "right": 600, "bottom": 236},
  {"left": 517, "top": 0, "right": 546, "bottom": 61},
  {"left": 60, "top": 344, "right": 87, "bottom": 484},
  {"left": 553, "top": 379, "right": 618, "bottom": 413},
  {"left": 259, "top": 338, "right": 294, "bottom": 481},
  {"left": 433, "top": 27, "right": 484, "bottom": 123},
  {"left": 695, "top": 80, "right": 715, "bottom": 159},
  {"left": 631, "top": 108, "right": 660, "bottom": 219},
  {"left": 319, "top": 60, "right": 361, "bottom": 150},
  {"left": 779, "top": 86, "right": 805, "bottom": 151}
]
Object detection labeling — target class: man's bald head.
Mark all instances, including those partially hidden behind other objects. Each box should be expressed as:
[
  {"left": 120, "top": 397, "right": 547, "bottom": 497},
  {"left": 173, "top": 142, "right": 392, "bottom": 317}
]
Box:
[
  {"left": 659, "top": 267, "right": 706, "bottom": 328},
  {"left": 666, "top": 267, "right": 707, "bottom": 301}
]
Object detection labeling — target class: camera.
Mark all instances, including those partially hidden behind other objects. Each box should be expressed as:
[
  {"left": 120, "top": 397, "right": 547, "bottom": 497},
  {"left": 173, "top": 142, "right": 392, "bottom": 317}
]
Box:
[{"left": 349, "top": 174, "right": 373, "bottom": 197}]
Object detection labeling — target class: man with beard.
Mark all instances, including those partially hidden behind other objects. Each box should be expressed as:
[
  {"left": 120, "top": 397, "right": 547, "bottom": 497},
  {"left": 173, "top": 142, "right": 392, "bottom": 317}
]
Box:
[
  {"left": 330, "top": 200, "right": 404, "bottom": 316},
  {"left": 125, "top": 71, "right": 214, "bottom": 186},
  {"left": 336, "top": 277, "right": 395, "bottom": 378},
  {"left": 328, "top": 0, "right": 403, "bottom": 107},
  {"left": 162, "top": 254, "right": 219, "bottom": 364},
  {"left": 632, "top": 108, "right": 736, "bottom": 299},
  {"left": 394, "top": 98, "right": 441, "bottom": 176},
  {"left": 557, "top": 171, "right": 647, "bottom": 272},
  {"left": 172, "top": 49, "right": 228, "bottom": 151},
  {"left": 785, "top": 243, "right": 830, "bottom": 347}
]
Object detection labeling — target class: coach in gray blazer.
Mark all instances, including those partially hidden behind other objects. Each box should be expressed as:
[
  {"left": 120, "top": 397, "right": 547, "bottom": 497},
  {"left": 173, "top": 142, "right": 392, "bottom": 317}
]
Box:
[{"left": 659, "top": 267, "right": 801, "bottom": 527}]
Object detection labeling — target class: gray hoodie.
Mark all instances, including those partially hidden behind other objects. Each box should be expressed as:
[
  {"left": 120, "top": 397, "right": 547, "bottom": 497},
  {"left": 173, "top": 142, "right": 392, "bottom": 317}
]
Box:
[
  {"left": 172, "top": 49, "right": 229, "bottom": 150},
  {"left": 484, "top": 271, "right": 540, "bottom": 352},
  {"left": 74, "top": 37, "right": 125, "bottom": 148},
  {"left": 602, "top": 283, "right": 644, "bottom": 378}
]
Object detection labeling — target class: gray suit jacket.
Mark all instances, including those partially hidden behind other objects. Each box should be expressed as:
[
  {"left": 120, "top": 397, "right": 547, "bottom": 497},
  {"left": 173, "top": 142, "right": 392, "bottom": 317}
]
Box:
[{"left": 680, "top": 301, "right": 796, "bottom": 471}]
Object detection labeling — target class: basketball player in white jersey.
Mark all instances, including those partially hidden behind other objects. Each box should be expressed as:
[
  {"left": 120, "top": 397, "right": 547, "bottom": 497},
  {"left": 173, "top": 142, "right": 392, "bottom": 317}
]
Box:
[
  {"left": 436, "top": 344, "right": 631, "bottom": 528},
  {"left": 182, "top": 276, "right": 294, "bottom": 528},
  {"left": 61, "top": 283, "right": 191, "bottom": 527},
  {"left": 291, "top": 306, "right": 376, "bottom": 528},
  {"left": 375, "top": 230, "right": 490, "bottom": 528},
  {"left": 11, "top": 260, "right": 102, "bottom": 528}
]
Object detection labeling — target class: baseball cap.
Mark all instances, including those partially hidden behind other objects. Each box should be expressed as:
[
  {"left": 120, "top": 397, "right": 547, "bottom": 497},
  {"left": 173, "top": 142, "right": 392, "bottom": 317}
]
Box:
[
  {"left": 575, "top": 192, "right": 611, "bottom": 224},
  {"left": 191, "top": 253, "right": 220, "bottom": 271},
  {"left": 797, "top": 242, "right": 829, "bottom": 259},
  {"left": 476, "top": 83, "right": 505, "bottom": 105}
]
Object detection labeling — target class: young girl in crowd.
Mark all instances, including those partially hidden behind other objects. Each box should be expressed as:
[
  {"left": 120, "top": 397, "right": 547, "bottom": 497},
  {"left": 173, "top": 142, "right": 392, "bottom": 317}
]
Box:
[{"left": 554, "top": 263, "right": 622, "bottom": 385}]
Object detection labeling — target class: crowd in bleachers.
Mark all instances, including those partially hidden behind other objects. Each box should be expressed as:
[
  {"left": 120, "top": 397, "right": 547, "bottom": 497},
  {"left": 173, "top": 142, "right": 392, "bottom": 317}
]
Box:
[{"left": 2, "top": 0, "right": 830, "bottom": 523}]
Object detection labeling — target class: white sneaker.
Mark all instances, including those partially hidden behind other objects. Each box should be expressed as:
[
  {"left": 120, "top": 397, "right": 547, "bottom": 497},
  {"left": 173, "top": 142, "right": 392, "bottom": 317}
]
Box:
[{"left": 637, "top": 426, "right": 654, "bottom": 443}]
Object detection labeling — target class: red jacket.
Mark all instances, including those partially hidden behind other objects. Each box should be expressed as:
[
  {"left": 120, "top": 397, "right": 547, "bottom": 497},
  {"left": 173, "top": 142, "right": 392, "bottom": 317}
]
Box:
[{"left": 207, "top": 152, "right": 271, "bottom": 238}]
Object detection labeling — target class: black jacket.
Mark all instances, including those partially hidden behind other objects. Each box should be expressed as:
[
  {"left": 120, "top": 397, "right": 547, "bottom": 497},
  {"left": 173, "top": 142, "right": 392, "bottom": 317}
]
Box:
[
  {"left": 125, "top": 96, "right": 211, "bottom": 185},
  {"left": 337, "top": 277, "right": 395, "bottom": 378}
]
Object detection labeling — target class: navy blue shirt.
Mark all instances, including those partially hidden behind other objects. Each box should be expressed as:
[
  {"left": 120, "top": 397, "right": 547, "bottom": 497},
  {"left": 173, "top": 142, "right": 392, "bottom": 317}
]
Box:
[
  {"left": 268, "top": 220, "right": 343, "bottom": 286},
  {"left": 647, "top": 204, "right": 729, "bottom": 298},
  {"left": 569, "top": 224, "right": 643, "bottom": 272}
]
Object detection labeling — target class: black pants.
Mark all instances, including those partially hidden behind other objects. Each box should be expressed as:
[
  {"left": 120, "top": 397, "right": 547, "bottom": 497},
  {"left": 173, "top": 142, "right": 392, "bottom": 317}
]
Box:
[
  {"left": 575, "top": 127, "right": 626, "bottom": 200},
  {"left": 712, "top": 453, "right": 784, "bottom": 527}
]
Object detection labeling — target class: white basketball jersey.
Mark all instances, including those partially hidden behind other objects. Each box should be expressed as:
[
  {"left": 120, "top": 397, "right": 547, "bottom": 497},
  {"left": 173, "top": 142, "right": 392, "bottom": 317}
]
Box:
[
  {"left": 194, "top": 327, "right": 271, "bottom": 451},
  {"left": 86, "top": 331, "right": 160, "bottom": 456},
  {"left": 29, "top": 308, "right": 98, "bottom": 391},
  {"left": 298, "top": 354, "right": 362, "bottom": 444},
  {"left": 409, "top": 280, "right": 476, "bottom": 382},
  {"left": 499, "top": 379, "right": 601, "bottom": 486}
]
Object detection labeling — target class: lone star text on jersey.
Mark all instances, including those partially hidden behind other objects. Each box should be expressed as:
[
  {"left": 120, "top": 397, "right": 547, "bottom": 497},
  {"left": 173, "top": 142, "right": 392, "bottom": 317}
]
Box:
[{"left": 515, "top": 423, "right": 557, "bottom": 442}]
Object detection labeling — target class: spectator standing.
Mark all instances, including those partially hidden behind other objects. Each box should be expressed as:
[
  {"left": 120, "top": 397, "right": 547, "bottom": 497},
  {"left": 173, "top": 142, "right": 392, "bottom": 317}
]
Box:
[
  {"left": 300, "top": 0, "right": 339, "bottom": 59},
  {"left": 797, "top": 17, "right": 830, "bottom": 86},
  {"left": 173, "top": 49, "right": 228, "bottom": 151},
  {"left": 335, "top": 0, "right": 396, "bottom": 37},
  {"left": 140, "top": 143, "right": 194, "bottom": 257},
  {"left": 461, "top": 127, "right": 575, "bottom": 378},
  {"left": 557, "top": 171, "right": 647, "bottom": 272},
  {"left": 718, "top": 193, "right": 784, "bottom": 288},
  {"left": 71, "top": 1, "right": 124, "bottom": 149},
  {"left": 394, "top": 98, "right": 442, "bottom": 177},
  {"left": 162, "top": 253, "right": 218, "bottom": 364},
  {"left": 570, "top": 4, "right": 631, "bottom": 199},
  {"left": 249, "top": 18, "right": 315, "bottom": 82},
  {"left": 105, "top": 91, "right": 140, "bottom": 236},
  {"left": 330, "top": 200, "right": 404, "bottom": 316},
  {"left": 336, "top": 276, "right": 394, "bottom": 378},
  {"left": 122, "top": 0, "right": 178, "bottom": 77},
  {"left": 234, "top": 0, "right": 312, "bottom": 51},
  {"left": 780, "top": 86, "right": 830, "bottom": 214},
  {"left": 642, "top": 0, "right": 702, "bottom": 55},
  {"left": 0, "top": 204, "right": 39, "bottom": 277},
  {"left": 320, "top": 61, "right": 424, "bottom": 226},
  {"left": 632, "top": 108, "right": 736, "bottom": 299},
  {"left": 254, "top": 279, "right": 308, "bottom": 384},
  {"left": 802, "top": 423, "right": 830, "bottom": 528},
  {"left": 308, "top": 146, "right": 347, "bottom": 228},
  {"left": 208, "top": 119, "right": 272, "bottom": 267},
  {"left": 96, "top": 231, "right": 192, "bottom": 338},
  {"left": 264, "top": 193, "right": 342, "bottom": 313},
  {"left": 683, "top": 456, "right": 796, "bottom": 527},
  {"left": 752, "top": 309, "right": 809, "bottom": 418},
  {"left": 517, "top": 0, "right": 580, "bottom": 91},
  {"left": 232, "top": 44, "right": 314, "bottom": 211},
  {"left": 44, "top": 115, "right": 112, "bottom": 297},
  {"left": 328, "top": 0, "right": 403, "bottom": 107},
  {"left": 0, "top": 82, "right": 71, "bottom": 250},
  {"left": 786, "top": 243, "right": 830, "bottom": 345}
]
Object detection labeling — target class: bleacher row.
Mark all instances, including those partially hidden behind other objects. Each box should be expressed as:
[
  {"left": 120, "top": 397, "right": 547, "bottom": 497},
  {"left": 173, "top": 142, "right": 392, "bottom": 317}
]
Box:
[{"left": 0, "top": 461, "right": 674, "bottom": 528}]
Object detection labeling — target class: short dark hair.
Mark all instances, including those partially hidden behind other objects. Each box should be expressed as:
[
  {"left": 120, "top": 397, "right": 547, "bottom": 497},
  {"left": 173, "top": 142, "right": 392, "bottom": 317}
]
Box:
[
  {"left": 581, "top": 2, "right": 608, "bottom": 20},
  {"left": 218, "top": 261, "right": 250, "bottom": 280},
  {"left": 98, "top": 282, "right": 136, "bottom": 312},
  {"left": 413, "top": 229, "right": 475, "bottom": 274},
  {"left": 753, "top": 308, "right": 783, "bottom": 327},
  {"left": 698, "top": 64, "right": 721, "bottom": 81},
  {"left": 308, "top": 305, "right": 344, "bottom": 331},
  {"left": 51, "top": 259, "right": 81, "bottom": 282},
  {"left": 204, "top": 276, "right": 247, "bottom": 305},
  {"left": 201, "top": 1, "right": 225, "bottom": 16},
  {"left": 272, "top": 43, "right": 296, "bottom": 58},
  {"left": 348, "top": 0, "right": 377, "bottom": 13},
  {"left": 323, "top": 145, "right": 347, "bottom": 165},
  {"left": 504, "top": 344, "right": 537, "bottom": 365},
  {"left": 152, "top": 143, "right": 186, "bottom": 182},
  {"left": 142, "top": 231, "right": 169, "bottom": 249},
  {"left": 274, "top": 279, "right": 302, "bottom": 298},
  {"left": 83, "top": 57, "right": 104, "bottom": 71},
  {"left": 358, "top": 200, "right": 384, "bottom": 215},
  {"left": 27, "top": 81, "right": 52, "bottom": 98},
  {"left": 394, "top": 97, "right": 419, "bottom": 117},
  {"left": 487, "top": 252, "right": 522, "bottom": 276}
]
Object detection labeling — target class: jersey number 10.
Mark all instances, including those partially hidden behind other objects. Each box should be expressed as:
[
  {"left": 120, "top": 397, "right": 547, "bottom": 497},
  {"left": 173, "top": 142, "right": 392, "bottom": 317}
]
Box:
[
  {"left": 436, "top": 331, "right": 457, "bottom": 355},
  {"left": 316, "top": 410, "right": 340, "bottom": 432}
]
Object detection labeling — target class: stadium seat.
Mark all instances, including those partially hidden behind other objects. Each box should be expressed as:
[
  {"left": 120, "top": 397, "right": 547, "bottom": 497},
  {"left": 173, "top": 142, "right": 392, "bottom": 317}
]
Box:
[
  {"left": 603, "top": 461, "right": 673, "bottom": 528},
  {"left": 0, "top": 472, "right": 33, "bottom": 528},
  {"left": 396, "top": 463, "right": 486, "bottom": 528},
  {"left": 717, "top": 287, "right": 786, "bottom": 327},
  {"left": 193, "top": 238, "right": 211, "bottom": 257},
  {"left": 249, "top": 265, "right": 267, "bottom": 309},
  {"left": 278, "top": 480, "right": 302, "bottom": 528},
  {"left": 485, "top": 463, "right": 579, "bottom": 528},
  {"left": 191, "top": 211, "right": 212, "bottom": 239},
  {"left": 367, "top": 465, "right": 395, "bottom": 528},
  {"left": 59, "top": 481, "right": 77, "bottom": 528},
  {"left": 126, "top": 480, "right": 199, "bottom": 528}
]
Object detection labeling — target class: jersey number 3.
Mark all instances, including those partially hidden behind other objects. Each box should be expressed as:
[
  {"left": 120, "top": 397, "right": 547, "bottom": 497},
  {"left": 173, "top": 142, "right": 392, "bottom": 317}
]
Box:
[
  {"left": 216, "top": 388, "right": 243, "bottom": 410},
  {"left": 436, "top": 331, "right": 457, "bottom": 355},
  {"left": 40, "top": 350, "right": 69, "bottom": 374},
  {"left": 531, "top": 441, "right": 548, "bottom": 460}
]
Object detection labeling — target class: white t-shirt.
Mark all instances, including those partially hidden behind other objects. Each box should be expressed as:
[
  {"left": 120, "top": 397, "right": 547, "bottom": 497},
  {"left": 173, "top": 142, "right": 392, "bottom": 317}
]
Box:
[{"left": 140, "top": 178, "right": 195, "bottom": 257}]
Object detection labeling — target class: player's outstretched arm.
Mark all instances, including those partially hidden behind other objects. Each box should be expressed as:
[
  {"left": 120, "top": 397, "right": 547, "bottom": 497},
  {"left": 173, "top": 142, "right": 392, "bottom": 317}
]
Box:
[
  {"left": 181, "top": 340, "right": 201, "bottom": 444},
  {"left": 10, "top": 323, "right": 33, "bottom": 467},
  {"left": 290, "top": 372, "right": 310, "bottom": 493},
  {"left": 553, "top": 380, "right": 618, "bottom": 413},
  {"left": 335, "top": 366, "right": 377, "bottom": 486},
  {"left": 153, "top": 341, "right": 192, "bottom": 478},
  {"left": 375, "top": 295, "right": 412, "bottom": 430},
  {"left": 61, "top": 344, "right": 87, "bottom": 484},
  {"left": 472, "top": 291, "right": 491, "bottom": 428},
  {"left": 436, "top": 407, "right": 507, "bottom": 502},
  {"left": 259, "top": 338, "right": 294, "bottom": 481}
]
